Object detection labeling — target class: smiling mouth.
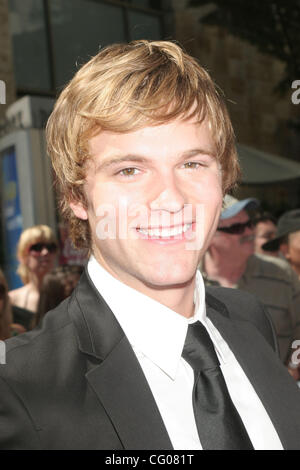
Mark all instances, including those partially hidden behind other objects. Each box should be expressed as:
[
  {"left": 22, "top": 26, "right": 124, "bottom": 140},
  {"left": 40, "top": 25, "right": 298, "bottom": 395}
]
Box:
[{"left": 136, "top": 223, "right": 193, "bottom": 238}]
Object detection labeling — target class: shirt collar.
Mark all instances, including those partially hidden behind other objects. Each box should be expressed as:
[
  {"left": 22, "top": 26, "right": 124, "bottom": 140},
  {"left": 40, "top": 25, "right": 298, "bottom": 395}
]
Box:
[{"left": 87, "top": 256, "right": 207, "bottom": 379}]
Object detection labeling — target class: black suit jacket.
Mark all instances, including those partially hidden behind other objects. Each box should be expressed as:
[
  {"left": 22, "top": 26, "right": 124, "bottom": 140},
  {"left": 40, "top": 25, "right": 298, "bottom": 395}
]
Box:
[{"left": 1, "top": 270, "right": 300, "bottom": 450}]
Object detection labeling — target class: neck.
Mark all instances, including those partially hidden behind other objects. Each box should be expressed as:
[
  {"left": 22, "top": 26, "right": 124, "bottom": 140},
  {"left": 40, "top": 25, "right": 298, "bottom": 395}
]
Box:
[
  {"left": 120, "top": 274, "right": 196, "bottom": 319},
  {"left": 204, "top": 247, "right": 248, "bottom": 288},
  {"left": 93, "top": 255, "right": 196, "bottom": 319},
  {"left": 27, "top": 272, "right": 45, "bottom": 290},
  {"left": 140, "top": 277, "right": 196, "bottom": 319}
]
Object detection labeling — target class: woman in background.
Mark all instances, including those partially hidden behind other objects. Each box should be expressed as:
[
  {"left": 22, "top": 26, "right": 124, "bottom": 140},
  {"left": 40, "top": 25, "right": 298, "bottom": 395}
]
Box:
[{"left": 9, "top": 225, "right": 58, "bottom": 325}]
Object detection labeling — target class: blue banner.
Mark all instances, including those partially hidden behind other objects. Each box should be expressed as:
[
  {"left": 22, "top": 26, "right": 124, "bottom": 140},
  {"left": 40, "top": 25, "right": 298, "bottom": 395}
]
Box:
[{"left": 1, "top": 147, "right": 23, "bottom": 289}]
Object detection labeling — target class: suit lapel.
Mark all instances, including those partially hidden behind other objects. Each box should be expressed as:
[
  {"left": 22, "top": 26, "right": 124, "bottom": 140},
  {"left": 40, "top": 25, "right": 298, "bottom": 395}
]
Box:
[
  {"left": 86, "top": 337, "right": 173, "bottom": 450},
  {"left": 69, "top": 271, "right": 172, "bottom": 450},
  {"left": 206, "top": 294, "right": 300, "bottom": 450}
]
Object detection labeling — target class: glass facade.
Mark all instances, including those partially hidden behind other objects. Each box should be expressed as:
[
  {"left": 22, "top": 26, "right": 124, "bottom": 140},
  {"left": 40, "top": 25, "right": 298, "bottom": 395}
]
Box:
[
  {"left": 8, "top": 0, "right": 167, "bottom": 96},
  {"left": 50, "top": 0, "right": 126, "bottom": 88},
  {"left": 8, "top": 0, "right": 51, "bottom": 92},
  {"left": 128, "top": 10, "right": 162, "bottom": 40}
]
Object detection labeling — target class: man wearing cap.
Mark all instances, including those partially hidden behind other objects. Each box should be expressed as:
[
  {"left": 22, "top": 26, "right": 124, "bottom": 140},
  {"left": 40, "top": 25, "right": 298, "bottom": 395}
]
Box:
[
  {"left": 203, "top": 196, "right": 300, "bottom": 379},
  {"left": 263, "top": 209, "right": 300, "bottom": 279}
]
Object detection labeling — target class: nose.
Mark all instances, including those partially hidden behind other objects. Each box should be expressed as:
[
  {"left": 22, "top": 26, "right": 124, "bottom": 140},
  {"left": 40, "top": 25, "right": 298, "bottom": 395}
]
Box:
[
  {"left": 40, "top": 247, "right": 50, "bottom": 256},
  {"left": 150, "top": 180, "right": 185, "bottom": 214},
  {"left": 245, "top": 223, "right": 255, "bottom": 236},
  {"left": 241, "top": 224, "right": 255, "bottom": 243}
]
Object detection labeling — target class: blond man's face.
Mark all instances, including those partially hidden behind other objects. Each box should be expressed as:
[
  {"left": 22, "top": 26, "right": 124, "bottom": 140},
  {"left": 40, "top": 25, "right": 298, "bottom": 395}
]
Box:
[{"left": 70, "top": 117, "right": 223, "bottom": 293}]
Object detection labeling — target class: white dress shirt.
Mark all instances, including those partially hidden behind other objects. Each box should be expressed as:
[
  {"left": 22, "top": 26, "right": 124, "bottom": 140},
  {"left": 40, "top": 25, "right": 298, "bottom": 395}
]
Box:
[{"left": 88, "top": 256, "right": 283, "bottom": 450}]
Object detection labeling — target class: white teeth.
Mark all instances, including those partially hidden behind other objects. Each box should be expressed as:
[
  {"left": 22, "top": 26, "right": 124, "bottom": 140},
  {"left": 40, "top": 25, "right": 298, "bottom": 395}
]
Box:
[{"left": 138, "top": 224, "right": 192, "bottom": 238}]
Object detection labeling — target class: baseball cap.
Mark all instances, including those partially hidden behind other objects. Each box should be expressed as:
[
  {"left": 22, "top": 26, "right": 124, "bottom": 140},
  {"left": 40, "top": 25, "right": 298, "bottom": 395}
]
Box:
[
  {"left": 221, "top": 195, "right": 260, "bottom": 220},
  {"left": 262, "top": 209, "right": 300, "bottom": 251}
]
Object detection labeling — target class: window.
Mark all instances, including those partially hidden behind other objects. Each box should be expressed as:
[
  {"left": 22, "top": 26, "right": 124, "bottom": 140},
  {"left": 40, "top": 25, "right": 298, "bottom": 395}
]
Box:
[
  {"left": 8, "top": 0, "right": 51, "bottom": 92},
  {"left": 50, "top": 0, "right": 125, "bottom": 88},
  {"left": 8, "top": 0, "right": 167, "bottom": 96}
]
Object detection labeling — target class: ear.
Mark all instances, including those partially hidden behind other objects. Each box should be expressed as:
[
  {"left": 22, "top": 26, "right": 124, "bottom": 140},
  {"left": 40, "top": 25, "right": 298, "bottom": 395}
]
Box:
[
  {"left": 69, "top": 201, "right": 88, "bottom": 221},
  {"left": 279, "top": 242, "right": 290, "bottom": 259}
]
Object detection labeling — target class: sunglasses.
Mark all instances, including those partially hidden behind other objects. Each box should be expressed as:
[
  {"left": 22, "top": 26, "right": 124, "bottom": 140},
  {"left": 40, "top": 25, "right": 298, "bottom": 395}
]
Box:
[
  {"left": 29, "top": 243, "right": 57, "bottom": 254},
  {"left": 217, "top": 219, "right": 254, "bottom": 235},
  {"left": 0, "top": 284, "right": 6, "bottom": 300}
]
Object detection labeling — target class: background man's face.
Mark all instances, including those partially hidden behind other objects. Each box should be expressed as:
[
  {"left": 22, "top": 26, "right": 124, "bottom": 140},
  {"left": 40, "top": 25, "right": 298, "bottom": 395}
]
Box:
[
  {"left": 254, "top": 220, "right": 277, "bottom": 255},
  {"left": 281, "top": 230, "right": 300, "bottom": 272},
  {"left": 71, "top": 117, "right": 223, "bottom": 292},
  {"left": 213, "top": 210, "right": 255, "bottom": 261}
]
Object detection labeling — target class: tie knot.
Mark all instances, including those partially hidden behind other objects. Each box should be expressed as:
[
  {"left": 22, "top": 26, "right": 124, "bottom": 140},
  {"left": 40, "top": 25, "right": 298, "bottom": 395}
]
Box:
[{"left": 182, "top": 321, "right": 220, "bottom": 371}]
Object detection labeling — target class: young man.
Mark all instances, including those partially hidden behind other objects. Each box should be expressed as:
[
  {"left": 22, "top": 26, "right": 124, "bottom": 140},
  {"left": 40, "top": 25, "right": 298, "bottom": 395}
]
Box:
[{"left": 1, "top": 41, "right": 300, "bottom": 450}]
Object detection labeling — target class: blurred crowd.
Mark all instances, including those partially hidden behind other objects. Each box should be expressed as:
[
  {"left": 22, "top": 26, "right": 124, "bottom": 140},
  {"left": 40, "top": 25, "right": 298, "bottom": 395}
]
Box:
[
  {"left": 1, "top": 200, "right": 300, "bottom": 380},
  {"left": 202, "top": 196, "right": 300, "bottom": 381},
  {"left": 0, "top": 224, "right": 83, "bottom": 340}
]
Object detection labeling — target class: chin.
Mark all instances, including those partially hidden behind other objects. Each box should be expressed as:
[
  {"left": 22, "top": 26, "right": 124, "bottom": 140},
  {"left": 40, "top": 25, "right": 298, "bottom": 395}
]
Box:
[{"left": 142, "top": 265, "right": 196, "bottom": 289}]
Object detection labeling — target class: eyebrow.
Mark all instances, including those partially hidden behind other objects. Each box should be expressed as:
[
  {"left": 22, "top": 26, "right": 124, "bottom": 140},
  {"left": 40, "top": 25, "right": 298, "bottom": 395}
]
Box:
[
  {"left": 96, "top": 148, "right": 216, "bottom": 172},
  {"left": 96, "top": 155, "right": 148, "bottom": 172}
]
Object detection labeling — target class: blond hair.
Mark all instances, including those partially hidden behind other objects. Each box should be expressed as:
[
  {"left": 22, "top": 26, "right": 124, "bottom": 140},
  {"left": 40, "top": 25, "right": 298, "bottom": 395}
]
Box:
[
  {"left": 17, "top": 225, "right": 57, "bottom": 284},
  {"left": 0, "top": 269, "right": 12, "bottom": 340},
  {"left": 47, "top": 40, "right": 240, "bottom": 249}
]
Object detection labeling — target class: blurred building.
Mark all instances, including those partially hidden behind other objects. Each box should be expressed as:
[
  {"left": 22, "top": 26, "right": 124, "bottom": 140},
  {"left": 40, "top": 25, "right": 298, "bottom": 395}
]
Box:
[
  {"left": 173, "top": 0, "right": 300, "bottom": 209},
  {"left": 0, "top": 0, "right": 299, "bottom": 286}
]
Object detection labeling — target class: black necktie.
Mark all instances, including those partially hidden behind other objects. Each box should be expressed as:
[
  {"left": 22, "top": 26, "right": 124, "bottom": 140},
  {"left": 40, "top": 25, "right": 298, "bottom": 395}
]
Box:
[{"left": 182, "top": 321, "right": 254, "bottom": 450}]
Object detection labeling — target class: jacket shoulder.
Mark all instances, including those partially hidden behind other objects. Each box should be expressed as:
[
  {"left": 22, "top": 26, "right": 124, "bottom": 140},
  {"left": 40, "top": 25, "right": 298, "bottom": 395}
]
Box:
[
  {"left": 249, "top": 254, "right": 296, "bottom": 283},
  {"left": 205, "top": 285, "right": 278, "bottom": 353},
  {"left": 1, "top": 296, "right": 76, "bottom": 380}
]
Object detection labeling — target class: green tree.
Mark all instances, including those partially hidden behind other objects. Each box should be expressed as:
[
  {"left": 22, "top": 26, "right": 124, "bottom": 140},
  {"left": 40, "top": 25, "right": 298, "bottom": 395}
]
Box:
[{"left": 189, "top": 0, "right": 300, "bottom": 93}]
